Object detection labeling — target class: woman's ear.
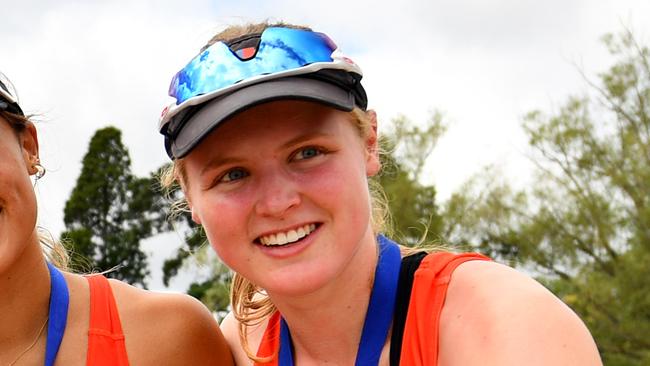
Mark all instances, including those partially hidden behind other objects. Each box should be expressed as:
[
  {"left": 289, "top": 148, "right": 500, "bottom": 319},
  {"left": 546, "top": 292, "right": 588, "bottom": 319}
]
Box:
[
  {"left": 365, "top": 110, "right": 380, "bottom": 177},
  {"left": 21, "top": 121, "right": 40, "bottom": 175},
  {"left": 22, "top": 120, "right": 39, "bottom": 155}
]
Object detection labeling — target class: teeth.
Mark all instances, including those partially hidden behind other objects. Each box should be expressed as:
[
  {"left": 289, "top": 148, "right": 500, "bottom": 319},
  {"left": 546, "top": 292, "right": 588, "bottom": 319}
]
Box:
[{"left": 259, "top": 224, "right": 317, "bottom": 246}]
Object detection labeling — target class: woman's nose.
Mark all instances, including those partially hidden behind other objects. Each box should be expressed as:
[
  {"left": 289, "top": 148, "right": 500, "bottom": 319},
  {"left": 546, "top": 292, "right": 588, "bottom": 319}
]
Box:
[{"left": 254, "top": 171, "right": 301, "bottom": 218}]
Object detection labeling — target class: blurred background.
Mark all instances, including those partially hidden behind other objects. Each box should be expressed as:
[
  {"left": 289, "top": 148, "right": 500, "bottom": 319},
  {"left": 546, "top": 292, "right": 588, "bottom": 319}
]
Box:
[{"left": 2, "top": 1, "right": 649, "bottom": 364}]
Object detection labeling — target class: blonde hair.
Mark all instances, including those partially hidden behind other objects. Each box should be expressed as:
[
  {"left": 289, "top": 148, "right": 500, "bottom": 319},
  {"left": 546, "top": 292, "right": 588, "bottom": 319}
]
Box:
[
  {"left": 200, "top": 21, "right": 311, "bottom": 52},
  {"left": 39, "top": 228, "right": 70, "bottom": 270},
  {"left": 0, "top": 110, "right": 70, "bottom": 270}
]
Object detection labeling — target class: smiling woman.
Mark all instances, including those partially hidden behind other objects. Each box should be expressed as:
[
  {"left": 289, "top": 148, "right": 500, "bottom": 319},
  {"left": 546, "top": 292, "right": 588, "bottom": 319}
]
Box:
[
  {"left": 158, "top": 22, "right": 603, "bottom": 365},
  {"left": 0, "top": 72, "right": 233, "bottom": 366}
]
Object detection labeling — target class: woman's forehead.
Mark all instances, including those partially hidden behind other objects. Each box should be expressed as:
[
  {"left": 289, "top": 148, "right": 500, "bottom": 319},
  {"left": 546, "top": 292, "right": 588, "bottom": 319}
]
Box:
[
  {"left": 213, "top": 101, "right": 348, "bottom": 139},
  {"left": 187, "top": 102, "right": 355, "bottom": 158}
]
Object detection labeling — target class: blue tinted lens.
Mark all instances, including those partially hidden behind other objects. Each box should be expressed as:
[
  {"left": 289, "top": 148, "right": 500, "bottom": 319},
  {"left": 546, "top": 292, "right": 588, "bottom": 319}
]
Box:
[{"left": 169, "top": 27, "right": 338, "bottom": 105}]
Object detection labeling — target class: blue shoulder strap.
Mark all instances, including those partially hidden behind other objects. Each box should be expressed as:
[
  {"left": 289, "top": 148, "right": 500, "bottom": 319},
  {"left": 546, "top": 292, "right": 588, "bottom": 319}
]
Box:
[{"left": 44, "top": 262, "right": 70, "bottom": 366}]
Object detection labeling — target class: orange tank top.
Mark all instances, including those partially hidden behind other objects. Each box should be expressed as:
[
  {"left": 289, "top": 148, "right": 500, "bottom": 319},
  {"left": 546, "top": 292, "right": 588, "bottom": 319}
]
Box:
[
  {"left": 85, "top": 274, "right": 130, "bottom": 366},
  {"left": 255, "top": 252, "right": 490, "bottom": 365},
  {"left": 399, "top": 252, "right": 489, "bottom": 365}
]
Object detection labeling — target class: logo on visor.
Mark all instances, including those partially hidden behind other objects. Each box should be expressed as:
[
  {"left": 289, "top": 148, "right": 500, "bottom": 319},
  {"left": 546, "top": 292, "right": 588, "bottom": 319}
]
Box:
[
  {"left": 160, "top": 105, "right": 169, "bottom": 119},
  {"left": 342, "top": 56, "right": 356, "bottom": 65}
]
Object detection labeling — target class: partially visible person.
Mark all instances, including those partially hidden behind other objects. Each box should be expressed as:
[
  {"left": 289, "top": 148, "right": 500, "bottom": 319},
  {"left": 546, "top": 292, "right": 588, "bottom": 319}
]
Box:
[
  {"left": 158, "top": 22, "right": 603, "bottom": 365},
  {"left": 0, "top": 71, "right": 233, "bottom": 365}
]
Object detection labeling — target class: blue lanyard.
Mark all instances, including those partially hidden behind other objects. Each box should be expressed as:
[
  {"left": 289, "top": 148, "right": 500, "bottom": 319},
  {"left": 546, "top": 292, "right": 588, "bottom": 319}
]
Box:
[
  {"left": 279, "top": 235, "right": 401, "bottom": 365},
  {"left": 44, "top": 262, "right": 70, "bottom": 366}
]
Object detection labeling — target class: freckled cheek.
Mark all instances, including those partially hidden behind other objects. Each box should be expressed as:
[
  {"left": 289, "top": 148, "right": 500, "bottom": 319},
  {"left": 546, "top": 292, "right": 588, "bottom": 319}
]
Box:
[
  {"left": 200, "top": 196, "right": 257, "bottom": 276},
  {"left": 197, "top": 190, "right": 255, "bottom": 253},
  {"left": 298, "top": 162, "right": 371, "bottom": 220}
]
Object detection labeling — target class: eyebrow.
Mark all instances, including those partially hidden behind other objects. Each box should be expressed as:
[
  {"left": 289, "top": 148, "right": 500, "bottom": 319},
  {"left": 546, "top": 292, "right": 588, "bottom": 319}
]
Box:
[
  {"left": 279, "top": 131, "right": 334, "bottom": 150},
  {"left": 199, "top": 156, "right": 243, "bottom": 177},
  {"left": 198, "top": 130, "right": 335, "bottom": 177}
]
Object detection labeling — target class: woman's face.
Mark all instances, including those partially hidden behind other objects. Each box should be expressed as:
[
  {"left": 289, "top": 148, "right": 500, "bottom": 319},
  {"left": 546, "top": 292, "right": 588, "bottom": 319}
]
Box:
[
  {"left": 183, "top": 100, "right": 380, "bottom": 296},
  {"left": 0, "top": 117, "right": 39, "bottom": 272}
]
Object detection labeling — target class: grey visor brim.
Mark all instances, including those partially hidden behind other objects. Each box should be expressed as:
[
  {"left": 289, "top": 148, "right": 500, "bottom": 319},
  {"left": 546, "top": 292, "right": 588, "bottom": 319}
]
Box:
[{"left": 168, "top": 77, "right": 357, "bottom": 159}]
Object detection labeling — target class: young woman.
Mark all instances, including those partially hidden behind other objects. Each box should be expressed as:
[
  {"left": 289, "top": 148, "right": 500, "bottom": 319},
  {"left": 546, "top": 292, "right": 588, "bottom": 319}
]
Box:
[
  {"left": 158, "top": 23, "right": 603, "bottom": 365},
  {"left": 0, "top": 72, "right": 233, "bottom": 365}
]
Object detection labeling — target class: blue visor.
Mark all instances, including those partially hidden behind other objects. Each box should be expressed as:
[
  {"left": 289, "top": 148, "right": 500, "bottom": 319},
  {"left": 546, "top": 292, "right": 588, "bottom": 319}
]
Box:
[{"left": 169, "top": 27, "right": 340, "bottom": 105}]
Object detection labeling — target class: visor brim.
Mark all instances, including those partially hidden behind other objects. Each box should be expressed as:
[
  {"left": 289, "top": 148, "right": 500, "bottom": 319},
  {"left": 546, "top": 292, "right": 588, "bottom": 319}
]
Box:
[{"left": 167, "top": 77, "right": 357, "bottom": 159}]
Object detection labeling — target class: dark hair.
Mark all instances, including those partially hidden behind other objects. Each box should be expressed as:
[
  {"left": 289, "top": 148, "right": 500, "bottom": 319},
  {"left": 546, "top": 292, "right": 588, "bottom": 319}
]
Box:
[{"left": 1, "top": 110, "right": 28, "bottom": 132}]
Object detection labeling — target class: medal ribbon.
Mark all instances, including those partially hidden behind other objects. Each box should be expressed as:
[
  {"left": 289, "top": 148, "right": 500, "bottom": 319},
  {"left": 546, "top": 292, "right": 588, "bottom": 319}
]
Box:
[{"left": 279, "top": 235, "right": 401, "bottom": 365}]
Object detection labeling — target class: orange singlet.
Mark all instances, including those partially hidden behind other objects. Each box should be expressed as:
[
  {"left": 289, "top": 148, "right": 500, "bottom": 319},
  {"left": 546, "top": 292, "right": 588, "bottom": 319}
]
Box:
[
  {"left": 85, "top": 274, "right": 130, "bottom": 366},
  {"left": 255, "top": 252, "right": 490, "bottom": 366},
  {"left": 399, "top": 251, "right": 489, "bottom": 365}
]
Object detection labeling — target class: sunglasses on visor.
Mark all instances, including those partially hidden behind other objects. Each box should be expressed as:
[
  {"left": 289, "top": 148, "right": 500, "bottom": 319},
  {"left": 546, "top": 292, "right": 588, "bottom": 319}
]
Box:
[
  {"left": 160, "top": 26, "right": 365, "bottom": 132},
  {"left": 168, "top": 27, "right": 349, "bottom": 105},
  {"left": 0, "top": 73, "right": 24, "bottom": 116}
]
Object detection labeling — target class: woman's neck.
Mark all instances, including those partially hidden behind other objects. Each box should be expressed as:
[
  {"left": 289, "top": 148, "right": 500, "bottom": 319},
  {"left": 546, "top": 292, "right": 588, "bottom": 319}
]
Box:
[
  {"left": 0, "top": 236, "right": 51, "bottom": 354},
  {"left": 269, "top": 230, "right": 380, "bottom": 364}
]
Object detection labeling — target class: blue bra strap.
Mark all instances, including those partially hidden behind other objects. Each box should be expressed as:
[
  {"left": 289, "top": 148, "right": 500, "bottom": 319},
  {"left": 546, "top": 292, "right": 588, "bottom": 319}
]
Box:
[{"left": 44, "top": 262, "right": 70, "bottom": 366}]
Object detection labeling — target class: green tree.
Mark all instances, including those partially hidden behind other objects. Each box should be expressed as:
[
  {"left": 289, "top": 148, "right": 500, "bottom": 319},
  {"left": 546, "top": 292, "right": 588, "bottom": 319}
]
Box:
[
  {"left": 441, "top": 28, "right": 650, "bottom": 365},
  {"left": 62, "top": 127, "right": 166, "bottom": 288},
  {"left": 158, "top": 170, "right": 233, "bottom": 314},
  {"left": 378, "top": 112, "right": 446, "bottom": 245}
]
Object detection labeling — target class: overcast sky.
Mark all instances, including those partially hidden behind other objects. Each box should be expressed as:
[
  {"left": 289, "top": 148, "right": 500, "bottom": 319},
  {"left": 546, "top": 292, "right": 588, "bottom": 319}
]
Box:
[{"left": 3, "top": 0, "right": 649, "bottom": 290}]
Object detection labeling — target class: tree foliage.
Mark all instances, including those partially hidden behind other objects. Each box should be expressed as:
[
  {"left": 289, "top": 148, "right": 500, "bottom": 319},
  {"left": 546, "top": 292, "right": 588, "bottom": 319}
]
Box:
[
  {"left": 378, "top": 112, "right": 446, "bottom": 245},
  {"left": 441, "top": 28, "right": 650, "bottom": 364},
  {"left": 156, "top": 167, "right": 233, "bottom": 312},
  {"left": 61, "top": 127, "right": 167, "bottom": 288}
]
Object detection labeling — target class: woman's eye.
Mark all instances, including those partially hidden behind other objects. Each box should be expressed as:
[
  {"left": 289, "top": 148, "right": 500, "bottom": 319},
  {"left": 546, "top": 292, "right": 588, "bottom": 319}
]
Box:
[
  {"left": 220, "top": 168, "right": 249, "bottom": 183},
  {"left": 294, "top": 147, "right": 323, "bottom": 161}
]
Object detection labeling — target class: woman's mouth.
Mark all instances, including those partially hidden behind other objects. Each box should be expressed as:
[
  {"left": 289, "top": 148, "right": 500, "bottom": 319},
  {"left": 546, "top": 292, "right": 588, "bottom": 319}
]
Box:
[{"left": 257, "top": 223, "right": 318, "bottom": 246}]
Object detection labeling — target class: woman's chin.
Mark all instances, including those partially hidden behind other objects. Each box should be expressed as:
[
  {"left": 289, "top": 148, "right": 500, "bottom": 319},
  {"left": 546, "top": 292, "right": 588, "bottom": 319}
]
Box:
[{"left": 260, "top": 264, "right": 337, "bottom": 298}]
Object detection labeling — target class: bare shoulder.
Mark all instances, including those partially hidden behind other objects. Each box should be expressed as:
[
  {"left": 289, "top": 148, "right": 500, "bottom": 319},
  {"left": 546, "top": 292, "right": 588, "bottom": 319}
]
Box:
[
  {"left": 108, "top": 280, "right": 233, "bottom": 366},
  {"left": 221, "top": 311, "right": 269, "bottom": 366},
  {"left": 438, "top": 260, "right": 602, "bottom": 366}
]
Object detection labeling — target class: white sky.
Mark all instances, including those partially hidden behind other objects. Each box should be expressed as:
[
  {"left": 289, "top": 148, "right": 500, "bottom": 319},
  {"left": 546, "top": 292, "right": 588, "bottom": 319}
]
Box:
[{"left": 3, "top": 0, "right": 649, "bottom": 291}]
